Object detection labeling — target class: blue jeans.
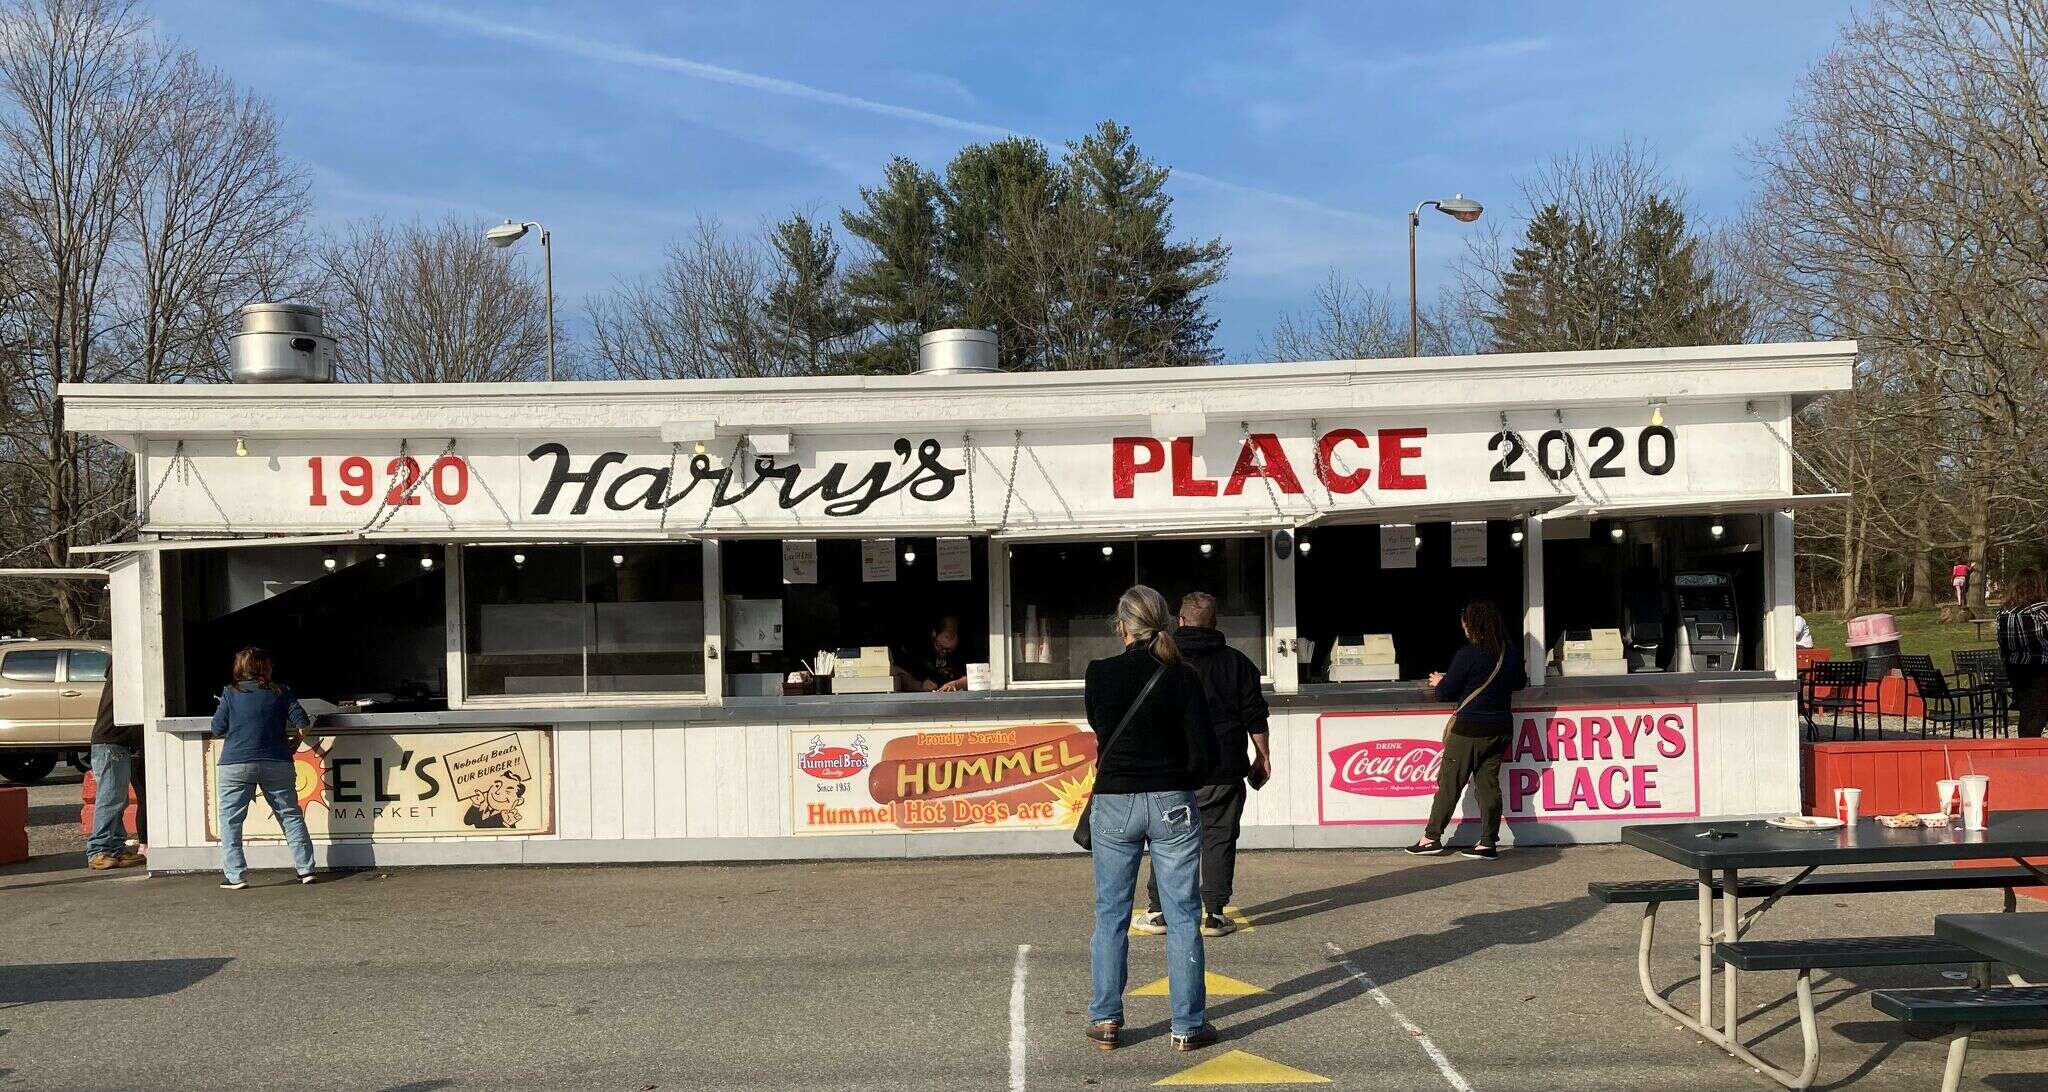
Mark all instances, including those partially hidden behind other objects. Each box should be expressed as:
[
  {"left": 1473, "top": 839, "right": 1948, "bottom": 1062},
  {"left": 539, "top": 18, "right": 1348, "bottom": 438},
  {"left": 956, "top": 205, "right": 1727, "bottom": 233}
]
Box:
[
  {"left": 217, "top": 760, "right": 315, "bottom": 882},
  {"left": 1089, "top": 790, "right": 1206, "bottom": 1034},
  {"left": 87, "top": 743, "right": 137, "bottom": 859}
]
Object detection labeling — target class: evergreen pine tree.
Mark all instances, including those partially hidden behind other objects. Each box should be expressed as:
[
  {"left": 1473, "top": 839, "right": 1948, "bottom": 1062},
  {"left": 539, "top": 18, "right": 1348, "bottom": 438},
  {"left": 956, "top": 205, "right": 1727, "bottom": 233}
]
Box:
[
  {"left": 839, "top": 157, "right": 949, "bottom": 372},
  {"left": 763, "top": 214, "right": 861, "bottom": 375}
]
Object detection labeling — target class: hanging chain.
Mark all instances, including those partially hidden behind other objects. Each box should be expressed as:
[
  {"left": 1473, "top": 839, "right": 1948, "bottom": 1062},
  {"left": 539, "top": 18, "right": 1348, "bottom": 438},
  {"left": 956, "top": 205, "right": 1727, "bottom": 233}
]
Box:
[
  {"left": 657, "top": 442, "right": 683, "bottom": 533},
  {"left": 424, "top": 440, "right": 461, "bottom": 531},
  {"left": 1748, "top": 401, "right": 1838, "bottom": 492},
  {"left": 353, "top": 439, "right": 408, "bottom": 533},
  {"left": 1501, "top": 412, "right": 1567, "bottom": 494},
  {"left": 699, "top": 436, "right": 749, "bottom": 530},
  {"left": 963, "top": 432, "right": 976, "bottom": 525},
  {"left": 1552, "top": 409, "right": 1609, "bottom": 505},
  {"left": 996, "top": 429, "right": 1023, "bottom": 532},
  {"left": 462, "top": 444, "right": 517, "bottom": 528},
  {"left": 366, "top": 439, "right": 456, "bottom": 534},
  {"left": 1240, "top": 420, "right": 1290, "bottom": 522}
]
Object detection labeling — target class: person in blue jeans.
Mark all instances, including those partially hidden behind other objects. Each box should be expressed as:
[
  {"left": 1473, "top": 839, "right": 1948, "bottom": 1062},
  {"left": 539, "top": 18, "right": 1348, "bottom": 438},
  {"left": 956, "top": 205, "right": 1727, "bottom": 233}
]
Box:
[
  {"left": 85, "top": 663, "right": 146, "bottom": 869},
  {"left": 1082, "top": 586, "right": 1221, "bottom": 1054},
  {"left": 209, "top": 646, "right": 318, "bottom": 889}
]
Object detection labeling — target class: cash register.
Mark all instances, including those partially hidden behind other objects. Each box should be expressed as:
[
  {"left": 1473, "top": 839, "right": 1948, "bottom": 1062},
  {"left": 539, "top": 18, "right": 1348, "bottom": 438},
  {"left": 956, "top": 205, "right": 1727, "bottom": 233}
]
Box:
[
  {"left": 1550, "top": 628, "right": 1628, "bottom": 677},
  {"left": 1672, "top": 571, "right": 1740, "bottom": 672},
  {"left": 1326, "top": 634, "right": 1400, "bottom": 682},
  {"left": 821, "top": 646, "right": 898, "bottom": 694}
]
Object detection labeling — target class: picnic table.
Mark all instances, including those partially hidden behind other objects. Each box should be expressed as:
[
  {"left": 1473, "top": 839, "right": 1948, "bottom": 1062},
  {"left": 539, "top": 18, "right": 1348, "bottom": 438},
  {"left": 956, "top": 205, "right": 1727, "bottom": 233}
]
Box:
[
  {"left": 1615, "top": 810, "right": 2048, "bottom": 1089},
  {"left": 1934, "top": 912, "right": 2048, "bottom": 980}
]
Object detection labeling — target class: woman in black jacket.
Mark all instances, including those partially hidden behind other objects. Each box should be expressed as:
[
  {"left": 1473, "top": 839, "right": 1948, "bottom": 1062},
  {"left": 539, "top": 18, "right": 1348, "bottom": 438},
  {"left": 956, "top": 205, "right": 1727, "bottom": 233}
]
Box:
[
  {"left": 1082, "top": 585, "right": 1221, "bottom": 1054},
  {"left": 1406, "top": 598, "right": 1525, "bottom": 861}
]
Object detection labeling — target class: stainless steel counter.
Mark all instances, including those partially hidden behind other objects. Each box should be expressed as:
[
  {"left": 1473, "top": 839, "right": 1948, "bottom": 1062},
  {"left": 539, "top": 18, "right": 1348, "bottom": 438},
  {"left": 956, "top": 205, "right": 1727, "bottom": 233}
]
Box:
[{"left": 155, "top": 671, "right": 1792, "bottom": 734}]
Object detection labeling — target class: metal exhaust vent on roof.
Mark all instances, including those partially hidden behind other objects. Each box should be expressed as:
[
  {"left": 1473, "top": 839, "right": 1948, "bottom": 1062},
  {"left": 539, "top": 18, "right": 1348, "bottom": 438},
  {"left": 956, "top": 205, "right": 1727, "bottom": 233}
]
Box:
[
  {"left": 917, "top": 328, "right": 998, "bottom": 375},
  {"left": 229, "top": 303, "right": 335, "bottom": 383}
]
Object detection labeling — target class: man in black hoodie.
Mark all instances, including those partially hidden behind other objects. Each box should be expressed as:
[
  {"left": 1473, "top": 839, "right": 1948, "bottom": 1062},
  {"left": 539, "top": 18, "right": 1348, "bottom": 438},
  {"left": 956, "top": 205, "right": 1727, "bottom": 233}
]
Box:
[{"left": 1136, "top": 591, "right": 1270, "bottom": 938}]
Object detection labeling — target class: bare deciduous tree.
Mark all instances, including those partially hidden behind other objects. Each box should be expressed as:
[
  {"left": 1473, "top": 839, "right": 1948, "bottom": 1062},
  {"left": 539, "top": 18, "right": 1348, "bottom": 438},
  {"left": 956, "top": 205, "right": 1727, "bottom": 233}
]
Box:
[
  {"left": 315, "top": 217, "right": 548, "bottom": 383},
  {"left": 1751, "top": 0, "right": 2048, "bottom": 611}
]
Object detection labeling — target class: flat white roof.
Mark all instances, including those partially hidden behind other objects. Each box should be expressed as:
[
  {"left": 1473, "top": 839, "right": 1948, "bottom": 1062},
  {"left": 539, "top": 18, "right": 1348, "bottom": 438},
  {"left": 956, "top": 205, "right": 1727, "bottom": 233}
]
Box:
[{"left": 61, "top": 340, "right": 1856, "bottom": 445}]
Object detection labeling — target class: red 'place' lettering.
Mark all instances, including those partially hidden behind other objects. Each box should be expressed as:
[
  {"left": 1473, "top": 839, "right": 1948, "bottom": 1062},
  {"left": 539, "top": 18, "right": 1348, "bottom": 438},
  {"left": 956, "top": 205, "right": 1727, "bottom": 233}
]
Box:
[
  {"left": 1316, "top": 429, "right": 1370, "bottom": 493},
  {"left": 1378, "top": 428, "right": 1427, "bottom": 489},
  {"left": 1170, "top": 437, "right": 1218, "bottom": 497},
  {"left": 1223, "top": 433, "right": 1303, "bottom": 496},
  {"left": 1112, "top": 437, "right": 1165, "bottom": 499}
]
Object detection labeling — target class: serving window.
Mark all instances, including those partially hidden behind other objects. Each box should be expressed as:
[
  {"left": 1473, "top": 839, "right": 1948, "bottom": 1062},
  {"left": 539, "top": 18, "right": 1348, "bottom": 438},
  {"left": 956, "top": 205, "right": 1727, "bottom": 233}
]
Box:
[
  {"left": 1293, "top": 521, "right": 1526, "bottom": 685},
  {"left": 718, "top": 537, "right": 990, "bottom": 696},
  {"left": 1541, "top": 514, "right": 1768, "bottom": 674},
  {"left": 462, "top": 543, "right": 706, "bottom": 698},
  {"left": 1007, "top": 537, "right": 1267, "bottom": 684},
  {"left": 166, "top": 544, "right": 448, "bottom": 716}
]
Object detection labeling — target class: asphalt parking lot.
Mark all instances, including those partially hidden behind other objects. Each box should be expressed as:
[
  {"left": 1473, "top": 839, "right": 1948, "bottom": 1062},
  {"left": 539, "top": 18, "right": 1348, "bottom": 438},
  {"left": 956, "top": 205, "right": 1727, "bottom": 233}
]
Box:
[{"left": 3, "top": 775, "right": 2044, "bottom": 1091}]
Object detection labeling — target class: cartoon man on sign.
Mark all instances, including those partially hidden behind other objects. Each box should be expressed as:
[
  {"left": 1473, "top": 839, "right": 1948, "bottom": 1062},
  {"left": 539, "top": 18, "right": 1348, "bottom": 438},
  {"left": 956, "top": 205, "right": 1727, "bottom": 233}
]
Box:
[{"left": 463, "top": 771, "right": 527, "bottom": 829}]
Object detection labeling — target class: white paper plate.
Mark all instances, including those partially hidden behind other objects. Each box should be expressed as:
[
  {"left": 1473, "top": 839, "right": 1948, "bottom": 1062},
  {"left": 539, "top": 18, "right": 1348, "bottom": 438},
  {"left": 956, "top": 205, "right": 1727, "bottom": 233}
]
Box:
[{"left": 1767, "top": 815, "right": 1846, "bottom": 830}]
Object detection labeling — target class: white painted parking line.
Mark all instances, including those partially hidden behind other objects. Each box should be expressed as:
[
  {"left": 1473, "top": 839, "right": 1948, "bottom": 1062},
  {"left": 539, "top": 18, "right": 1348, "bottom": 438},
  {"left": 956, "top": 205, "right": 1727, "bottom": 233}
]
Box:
[
  {"left": 1010, "top": 943, "right": 1030, "bottom": 1092},
  {"left": 1324, "top": 941, "right": 1472, "bottom": 1092}
]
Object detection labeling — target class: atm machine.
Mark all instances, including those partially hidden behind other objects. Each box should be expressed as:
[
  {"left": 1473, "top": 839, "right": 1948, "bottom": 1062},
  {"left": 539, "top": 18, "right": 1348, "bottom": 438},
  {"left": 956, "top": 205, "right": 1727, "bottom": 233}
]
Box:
[
  {"left": 1326, "top": 634, "right": 1400, "bottom": 682},
  {"left": 1671, "top": 572, "right": 1740, "bottom": 672}
]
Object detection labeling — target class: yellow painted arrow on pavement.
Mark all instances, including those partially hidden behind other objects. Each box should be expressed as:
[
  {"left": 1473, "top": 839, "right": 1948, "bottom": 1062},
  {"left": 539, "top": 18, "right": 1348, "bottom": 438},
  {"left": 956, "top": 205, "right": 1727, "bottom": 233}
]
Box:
[
  {"left": 1132, "top": 971, "right": 1266, "bottom": 997},
  {"left": 1154, "top": 1049, "right": 1331, "bottom": 1085}
]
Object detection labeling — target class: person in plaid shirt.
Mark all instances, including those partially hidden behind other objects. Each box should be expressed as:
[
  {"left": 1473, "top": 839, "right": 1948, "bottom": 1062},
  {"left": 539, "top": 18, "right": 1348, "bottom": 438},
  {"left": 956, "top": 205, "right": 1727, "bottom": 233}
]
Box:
[{"left": 1996, "top": 568, "right": 2048, "bottom": 738}]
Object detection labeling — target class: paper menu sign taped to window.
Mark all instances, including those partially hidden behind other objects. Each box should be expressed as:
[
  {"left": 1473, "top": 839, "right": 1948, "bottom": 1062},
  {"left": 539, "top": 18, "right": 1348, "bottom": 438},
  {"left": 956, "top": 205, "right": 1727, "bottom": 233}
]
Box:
[
  {"left": 861, "top": 538, "right": 896, "bottom": 582},
  {"left": 937, "top": 536, "right": 971, "bottom": 582},
  {"left": 1450, "top": 521, "right": 1488, "bottom": 568},
  {"left": 1379, "top": 524, "right": 1417, "bottom": 569},
  {"left": 727, "top": 597, "right": 785, "bottom": 652},
  {"left": 782, "top": 539, "right": 818, "bottom": 584}
]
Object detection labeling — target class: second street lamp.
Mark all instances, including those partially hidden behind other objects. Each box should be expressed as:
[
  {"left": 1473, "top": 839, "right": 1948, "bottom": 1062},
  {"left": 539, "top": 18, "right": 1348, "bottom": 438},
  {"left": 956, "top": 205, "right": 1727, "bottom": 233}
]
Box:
[
  {"left": 1407, "top": 194, "right": 1483, "bottom": 357},
  {"left": 487, "top": 219, "right": 555, "bottom": 381}
]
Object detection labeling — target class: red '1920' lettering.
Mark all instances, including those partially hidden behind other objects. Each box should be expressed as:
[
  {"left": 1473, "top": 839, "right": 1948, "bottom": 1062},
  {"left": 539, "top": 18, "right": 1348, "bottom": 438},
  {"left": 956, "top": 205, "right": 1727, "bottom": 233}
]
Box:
[{"left": 1112, "top": 429, "right": 1429, "bottom": 499}]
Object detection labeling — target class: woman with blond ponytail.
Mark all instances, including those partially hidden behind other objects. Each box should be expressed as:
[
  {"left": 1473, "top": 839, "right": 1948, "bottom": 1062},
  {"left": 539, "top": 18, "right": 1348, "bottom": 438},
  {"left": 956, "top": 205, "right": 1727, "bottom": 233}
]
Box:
[{"left": 1081, "top": 585, "right": 1221, "bottom": 1055}]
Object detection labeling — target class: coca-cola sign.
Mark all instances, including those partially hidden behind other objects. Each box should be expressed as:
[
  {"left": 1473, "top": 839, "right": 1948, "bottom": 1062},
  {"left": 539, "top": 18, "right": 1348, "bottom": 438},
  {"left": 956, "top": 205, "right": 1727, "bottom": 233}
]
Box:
[{"left": 1327, "top": 738, "right": 1442, "bottom": 797}]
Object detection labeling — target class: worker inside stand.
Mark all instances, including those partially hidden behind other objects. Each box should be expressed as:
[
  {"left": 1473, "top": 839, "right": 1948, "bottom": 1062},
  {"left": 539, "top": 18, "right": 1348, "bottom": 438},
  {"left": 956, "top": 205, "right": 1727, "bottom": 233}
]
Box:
[
  {"left": 719, "top": 537, "right": 989, "bottom": 697},
  {"left": 894, "top": 614, "right": 968, "bottom": 693}
]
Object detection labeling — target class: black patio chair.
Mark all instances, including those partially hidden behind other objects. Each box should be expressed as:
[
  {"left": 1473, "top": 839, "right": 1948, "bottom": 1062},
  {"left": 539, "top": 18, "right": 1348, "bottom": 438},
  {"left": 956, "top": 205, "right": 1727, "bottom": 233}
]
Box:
[
  {"left": 1801, "top": 660, "right": 1868, "bottom": 741},
  {"left": 1951, "top": 649, "right": 2012, "bottom": 737},
  {"left": 1899, "top": 654, "right": 1989, "bottom": 738}
]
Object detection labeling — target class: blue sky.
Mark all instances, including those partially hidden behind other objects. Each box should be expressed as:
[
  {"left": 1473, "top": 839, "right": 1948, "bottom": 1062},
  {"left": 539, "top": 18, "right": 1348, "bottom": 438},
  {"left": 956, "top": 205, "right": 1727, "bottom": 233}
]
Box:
[{"left": 152, "top": 1, "right": 1857, "bottom": 361}]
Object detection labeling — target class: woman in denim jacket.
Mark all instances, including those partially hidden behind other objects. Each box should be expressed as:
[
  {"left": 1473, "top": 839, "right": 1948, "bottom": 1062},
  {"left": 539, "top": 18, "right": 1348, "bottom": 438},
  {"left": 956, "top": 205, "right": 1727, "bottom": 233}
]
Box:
[{"left": 209, "top": 647, "right": 318, "bottom": 889}]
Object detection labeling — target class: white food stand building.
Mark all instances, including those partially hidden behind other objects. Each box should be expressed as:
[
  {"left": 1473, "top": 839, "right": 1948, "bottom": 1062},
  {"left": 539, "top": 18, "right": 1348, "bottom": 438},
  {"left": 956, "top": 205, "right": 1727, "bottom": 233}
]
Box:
[{"left": 62, "top": 331, "right": 1853, "bottom": 873}]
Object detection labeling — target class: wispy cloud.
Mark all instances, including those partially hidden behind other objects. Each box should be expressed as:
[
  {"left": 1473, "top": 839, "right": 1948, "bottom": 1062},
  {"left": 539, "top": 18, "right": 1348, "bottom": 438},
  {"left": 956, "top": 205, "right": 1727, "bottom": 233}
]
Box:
[{"left": 316, "top": 0, "right": 1375, "bottom": 227}]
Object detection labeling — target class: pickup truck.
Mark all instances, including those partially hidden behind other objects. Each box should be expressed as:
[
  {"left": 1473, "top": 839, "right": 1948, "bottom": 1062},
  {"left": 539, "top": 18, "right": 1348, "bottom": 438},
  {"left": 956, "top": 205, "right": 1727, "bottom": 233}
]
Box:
[{"left": 0, "top": 638, "right": 109, "bottom": 784}]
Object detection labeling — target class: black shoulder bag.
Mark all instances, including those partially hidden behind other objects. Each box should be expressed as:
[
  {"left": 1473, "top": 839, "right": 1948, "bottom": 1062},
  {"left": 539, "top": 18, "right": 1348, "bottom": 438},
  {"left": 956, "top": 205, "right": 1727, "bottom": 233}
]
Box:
[{"left": 1073, "top": 663, "right": 1168, "bottom": 851}]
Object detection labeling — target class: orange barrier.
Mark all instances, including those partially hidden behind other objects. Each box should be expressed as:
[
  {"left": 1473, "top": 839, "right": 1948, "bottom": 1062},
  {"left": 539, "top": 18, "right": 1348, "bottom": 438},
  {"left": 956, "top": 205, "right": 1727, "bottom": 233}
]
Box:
[
  {"left": 0, "top": 786, "right": 26, "bottom": 865},
  {"left": 78, "top": 769, "right": 140, "bottom": 837}
]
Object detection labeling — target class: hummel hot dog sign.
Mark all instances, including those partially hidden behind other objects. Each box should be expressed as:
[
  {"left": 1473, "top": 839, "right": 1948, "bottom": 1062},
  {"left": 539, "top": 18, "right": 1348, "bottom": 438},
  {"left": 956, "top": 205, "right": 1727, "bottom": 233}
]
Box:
[
  {"left": 791, "top": 724, "right": 1097, "bottom": 835},
  {"left": 135, "top": 405, "right": 1783, "bottom": 532}
]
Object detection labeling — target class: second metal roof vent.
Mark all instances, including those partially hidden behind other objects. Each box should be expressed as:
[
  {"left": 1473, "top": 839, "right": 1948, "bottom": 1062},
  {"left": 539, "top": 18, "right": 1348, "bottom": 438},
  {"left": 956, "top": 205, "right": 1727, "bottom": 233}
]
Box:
[
  {"left": 229, "top": 303, "right": 335, "bottom": 383},
  {"left": 917, "top": 328, "right": 998, "bottom": 375}
]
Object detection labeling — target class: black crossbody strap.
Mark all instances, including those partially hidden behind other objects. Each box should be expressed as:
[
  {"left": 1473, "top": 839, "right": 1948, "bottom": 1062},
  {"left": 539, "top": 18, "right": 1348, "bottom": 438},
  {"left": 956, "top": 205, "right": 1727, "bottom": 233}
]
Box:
[{"left": 1099, "top": 663, "right": 1167, "bottom": 762}]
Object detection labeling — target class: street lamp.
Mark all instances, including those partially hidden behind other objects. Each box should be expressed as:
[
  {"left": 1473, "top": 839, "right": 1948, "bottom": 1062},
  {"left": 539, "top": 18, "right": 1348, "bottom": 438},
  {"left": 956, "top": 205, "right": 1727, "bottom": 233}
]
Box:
[
  {"left": 487, "top": 219, "right": 555, "bottom": 382},
  {"left": 1408, "top": 194, "right": 1482, "bottom": 357}
]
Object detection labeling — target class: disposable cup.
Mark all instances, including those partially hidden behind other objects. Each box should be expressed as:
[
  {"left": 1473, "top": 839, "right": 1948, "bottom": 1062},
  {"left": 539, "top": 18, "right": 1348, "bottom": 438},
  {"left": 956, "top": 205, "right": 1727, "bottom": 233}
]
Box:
[
  {"left": 1936, "top": 779, "right": 1960, "bottom": 818},
  {"left": 1963, "top": 800, "right": 1987, "bottom": 832},
  {"left": 1960, "top": 775, "right": 1989, "bottom": 830},
  {"left": 1835, "top": 787, "right": 1862, "bottom": 826}
]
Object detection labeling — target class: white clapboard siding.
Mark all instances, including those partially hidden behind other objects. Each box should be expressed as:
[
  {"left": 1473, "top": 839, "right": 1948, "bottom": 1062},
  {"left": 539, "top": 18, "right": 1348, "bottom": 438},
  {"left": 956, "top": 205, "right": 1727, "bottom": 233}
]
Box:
[
  {"left": 588, "top": 723, "right": 624, "bottom": 839},
  {"left": 620, "top": 724, "right": 656, "bottom": 840},
  {"left": 652, "top": 723, "right": 689, "bottom": 838},
  {"left": 553, "top": 725, "right": 592, "bottom": 840}
]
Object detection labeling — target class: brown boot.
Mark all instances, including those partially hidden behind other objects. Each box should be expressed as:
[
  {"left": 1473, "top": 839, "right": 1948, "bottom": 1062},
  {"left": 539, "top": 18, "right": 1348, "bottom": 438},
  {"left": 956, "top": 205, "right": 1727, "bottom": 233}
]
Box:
[
  {"left": 87, "top": 855, "right": 117, "bottom": 870},
  {"left": 1086, "top": 1020, "right": 1121, "bottom": 1050},
  {"left": 112, "top": 851, "right": 145, "bottom": 868}
]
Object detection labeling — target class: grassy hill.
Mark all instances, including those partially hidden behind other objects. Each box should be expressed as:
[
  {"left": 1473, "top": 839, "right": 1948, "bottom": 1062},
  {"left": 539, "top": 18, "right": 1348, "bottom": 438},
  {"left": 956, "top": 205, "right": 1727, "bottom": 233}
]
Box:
[{"left": 1804, "top": 607, "right": 1998, "bottom": 670}]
